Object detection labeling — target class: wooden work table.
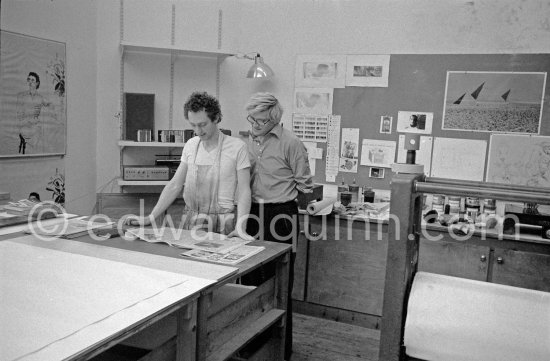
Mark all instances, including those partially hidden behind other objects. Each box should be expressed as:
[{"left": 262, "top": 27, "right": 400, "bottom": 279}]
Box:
[{"left": 0, "top": 222, "right": 291, "bottom": 361}]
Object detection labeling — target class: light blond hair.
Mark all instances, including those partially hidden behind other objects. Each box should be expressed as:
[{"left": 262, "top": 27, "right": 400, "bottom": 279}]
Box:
[{"left": 245, "top": 92, "right": 283, "bottom": 123}]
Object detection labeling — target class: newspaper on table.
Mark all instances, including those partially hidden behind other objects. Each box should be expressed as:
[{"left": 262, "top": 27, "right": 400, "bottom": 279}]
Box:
[
  {"left": 180, "top": 245, "right": 265, "bottom": 265},
  {"left": 125, "top": 227, "right": 251, "bottom": 254}
]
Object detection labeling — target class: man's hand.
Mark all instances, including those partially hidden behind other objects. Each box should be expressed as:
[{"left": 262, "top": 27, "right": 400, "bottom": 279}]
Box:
[
  {"left": 122, "top": 214, "right": 153, "bottom": 227},
  {"left": 227, "top": 229, "right": 255, "bottom": 242}
]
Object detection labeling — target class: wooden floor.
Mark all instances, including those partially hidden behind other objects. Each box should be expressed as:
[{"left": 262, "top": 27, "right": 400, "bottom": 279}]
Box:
[{"left": 290, "top": 313, "right": 380, "bottom": 361}]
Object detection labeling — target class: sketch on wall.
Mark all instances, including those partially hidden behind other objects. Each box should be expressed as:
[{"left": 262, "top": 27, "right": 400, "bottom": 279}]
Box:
[
  {"left": 295, "top": 54, "right": 346, "bottom": 88},
  {"left": 360, "top": 139, "right": 397, "bottom": 168},
  {"left": 345, "top": 55, "right": 390, "bottom": 87},
  {"left": 486, "top": 134, "right": 550, "bottom": 188},
  {"left": 294, "top": 88, "right": 333, "bottom": 115},
  {"left": 0, "top": 30, "right": 66, "bottom": 157},
  {"left": 442, "top": 71, "right": 546, "bottom": 133}
]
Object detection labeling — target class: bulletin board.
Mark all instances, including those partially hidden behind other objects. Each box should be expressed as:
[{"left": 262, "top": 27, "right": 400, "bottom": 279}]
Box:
[{"left": 309, "top": 54, "right": 550, "bottom": 189}]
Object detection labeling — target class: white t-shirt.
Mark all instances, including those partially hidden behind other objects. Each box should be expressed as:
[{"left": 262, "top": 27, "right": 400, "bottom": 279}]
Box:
[{"left": 181, "top": 135, "right": 250, "bottom": 209}]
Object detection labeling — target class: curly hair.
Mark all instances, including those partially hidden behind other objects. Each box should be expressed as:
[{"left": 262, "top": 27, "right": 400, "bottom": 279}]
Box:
[
  {"left": 28, "top": 72, "right": 40, "bottom": 89},
  {"left": 183, "top": 91, "right": 222, "bottom": 123}
]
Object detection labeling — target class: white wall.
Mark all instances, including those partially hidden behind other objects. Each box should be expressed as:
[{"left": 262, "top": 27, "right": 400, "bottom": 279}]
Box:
[{"left": 1, "top": 0, "right": 98, "bottom": 215}]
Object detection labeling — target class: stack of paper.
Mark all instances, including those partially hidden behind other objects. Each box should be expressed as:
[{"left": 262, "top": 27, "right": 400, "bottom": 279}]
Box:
[
  {"left": 26, "top": 218, "right": 113, "bottom": 239},
  {"left": 181, "top": 245, "right": 265, "bottom": 265},
  {"left": 125, "top": 227, "right": 251, "bottom": 254}
]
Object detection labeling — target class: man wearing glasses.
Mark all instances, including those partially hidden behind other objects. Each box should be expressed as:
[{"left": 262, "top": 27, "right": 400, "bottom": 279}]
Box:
[{"left": 243, "top": 92, "right": 313, "bottom": 360}]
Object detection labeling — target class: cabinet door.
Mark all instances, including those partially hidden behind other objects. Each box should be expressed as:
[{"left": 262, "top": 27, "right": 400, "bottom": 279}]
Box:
[
  {"left": 419, "top": 238, "right": 490, "bottom": 281},
  {"left": 306, "top": 217, "right": 388, "bottom": 316},
  {"left": 492, "top": 248, "right": 550, "bottom": 292}
]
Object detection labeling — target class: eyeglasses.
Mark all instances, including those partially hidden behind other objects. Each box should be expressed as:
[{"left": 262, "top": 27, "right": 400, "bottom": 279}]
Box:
[{"left": 247, "top": 115, "right": 271, "bottom": 126}]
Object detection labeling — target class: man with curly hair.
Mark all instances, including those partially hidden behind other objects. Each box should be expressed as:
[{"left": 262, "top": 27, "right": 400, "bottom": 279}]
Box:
[{"left": 127, "top": 91, "right": 254, "bottom": 240}]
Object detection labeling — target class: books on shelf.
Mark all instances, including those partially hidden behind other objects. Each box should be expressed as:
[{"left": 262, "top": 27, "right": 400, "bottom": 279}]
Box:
[
  {"left": 125, "top": 227, "right": 251, "bottom": 254},
  {"left": 180, "top": 245, "right": 265, "bottom": 265}
]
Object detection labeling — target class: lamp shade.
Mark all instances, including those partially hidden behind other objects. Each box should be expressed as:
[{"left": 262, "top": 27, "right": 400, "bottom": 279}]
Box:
[{"left": 247, "top": 53, "right": 274, "bottom": 78}]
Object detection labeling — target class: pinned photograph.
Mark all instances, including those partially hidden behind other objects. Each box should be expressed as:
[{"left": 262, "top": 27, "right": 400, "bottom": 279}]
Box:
[
  {"left": 345, "top": 54, "right": 390, "bottom": 87},
  {"left": 442, "top": 71, "right": 546, "bottom": 133},
  {"left": 380, "top": 115, "right": 393, "bottom": 134},
  {"left": 370, "top": 167, "right": 385, "bottom": 179},
  {"left": 295, "top": 54, "right": 346, "bottom": 88},
  {"left": 396, "top": 111, "right": 433, "bottom": 134},
  {"left": 294, "top": 88, "right": 333, "bottom": 115}
]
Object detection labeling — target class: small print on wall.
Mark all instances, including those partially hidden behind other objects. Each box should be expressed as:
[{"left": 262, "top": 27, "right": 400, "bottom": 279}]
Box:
[
  {"left": 396, "top": 111, "right": 433, "bottom": 134},
  {"left": 0, "top": 30, "right": 66, "bottom": 157},
  {"left": 380, "top": 115, "right": 393, "bottom": 134},
  {"left": 442, "top": 71, "right": 546, "bottom": 133},
  {"left": 345, "top": 55, "right": 390, "bottom": 87},
  {"left": 294, "top": 54, "right": 347, "bottom": 88}
]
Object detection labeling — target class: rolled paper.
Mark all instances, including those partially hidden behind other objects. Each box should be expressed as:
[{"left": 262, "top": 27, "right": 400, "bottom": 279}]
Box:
[
  {"left": 306, "top": 198, "right": 336, "bottom": 215},
  {"left": 404, "top": 272, "right": 550, "bottom": 361}
]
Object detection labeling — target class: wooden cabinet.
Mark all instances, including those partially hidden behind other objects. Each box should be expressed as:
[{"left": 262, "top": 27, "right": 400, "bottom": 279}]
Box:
[
  {"left": 298, "top": 215, "right": 388, "bottom": 317},
  {"left": 419, "top": 230, "right": 550, "bottom": 292},
  {"left": 418, "top": 238, "right": 490, "bottom": 281},
  {"left": 492, "top": 247, "right": 550, "bottom": 292}
]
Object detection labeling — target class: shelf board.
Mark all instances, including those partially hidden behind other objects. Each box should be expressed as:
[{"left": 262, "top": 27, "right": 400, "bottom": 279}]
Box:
[
  {"left": 121, "top": 41, "right": 235, "bottom": 59},
  {"left": 118, "top": 180, "right": 169, "bottom": 186},
  {"left": 207, "top": 309, "right": 285, "bottom": 361},
  {"left": 118, "top": 141, "right": 185, "bottom": 148}
]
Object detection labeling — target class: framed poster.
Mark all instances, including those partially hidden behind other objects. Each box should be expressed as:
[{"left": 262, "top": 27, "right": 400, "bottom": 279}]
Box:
[
  {"left": 442, "top": 71, "right": 546, "bottom": 133},
  {"left": 0, "top": 30, "right": 66, "bottom": 157}
]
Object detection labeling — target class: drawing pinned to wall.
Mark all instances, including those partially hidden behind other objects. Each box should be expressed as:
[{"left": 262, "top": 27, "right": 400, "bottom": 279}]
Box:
[
  {"left": 345, "top": 55, "right": 390, "bottom": 87},
  {"left": 396, "top": 111, "right": 433, "bottom": 134},
  {"left": 486, "top": 134, "right": 550, "bottom": 188},
  {"left": 360, "top": 139, "right": 397, "bottom": 168},
  {"left": 430, "top": 137, "right": 487, "bottom": 181},
  {"left": 339, "top": 128, "right": 359, "bottom": 173},
  {"left": 46, "top": 168, "right": 65, "bottom": 206},
  {"left": 442, "top": 71, "right": 546, "bottom": 133},
  {"left": 294, "top": 88, "right": 333, "bottom": 115},
  {"left": 0, "top": 30, "right": 66, "bottom": 157},
  {"left": 295, "top": 54, "right": 346, "bottom": 88},
  {"left": 380, "top": 115, "right": 393, "bottom": 134}
]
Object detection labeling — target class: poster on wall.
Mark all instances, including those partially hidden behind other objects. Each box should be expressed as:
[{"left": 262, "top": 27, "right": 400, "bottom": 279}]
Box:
[
  {"left": 360, "top": 139, "right": 396, "bottom": 168},
  {"left": 293, "top": 88, "right": 333, "bottom": 115},
  {"left": 345, "top": 55, "right": 390, "bottom": 87},
  {"left": 0, "top": 30, "right": 66, "bottom": 157},
  {"left": 486, "top": 134, "right": 550, "bottom": 188},
  {"left": 442, "top": 71, "right": 546, "bottom": 133},
  {"left": 396, "top": 111, "right": 434, "bottom": 134},
  {"left": 430, "top": 137, "right": 487, "bottom": 181},
  {"left": 295, "top": 54, "right": 347, "bottom": 88},
  {"left": 339, "top": 128, "right": 360, "bottom": 173}
]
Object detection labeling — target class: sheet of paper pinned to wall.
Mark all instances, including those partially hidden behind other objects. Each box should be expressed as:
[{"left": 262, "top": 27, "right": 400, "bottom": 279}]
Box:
[
  {"left": 292, "top": 113, "right": 328, "bottom": 142},
  {"left": 430, "top": 137, "right": 487, "bottom": 181},
  {"left": 325, "top": 115, "right": 341, "bottom": 182},
  {"left": 339, "top": 128, "right": 360, "bottom": 173},
  {"left": 486, "top": 134, "right": 550, "bottom": 188},
  {"left": 303, "top": 141, "right": 323, "bottom": 176},
  {"left": 397, "top": 135, "right": 433, "bottom": 176},
  {"left": 360, "top": 139, "right": 397, "bottom": 168}
]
